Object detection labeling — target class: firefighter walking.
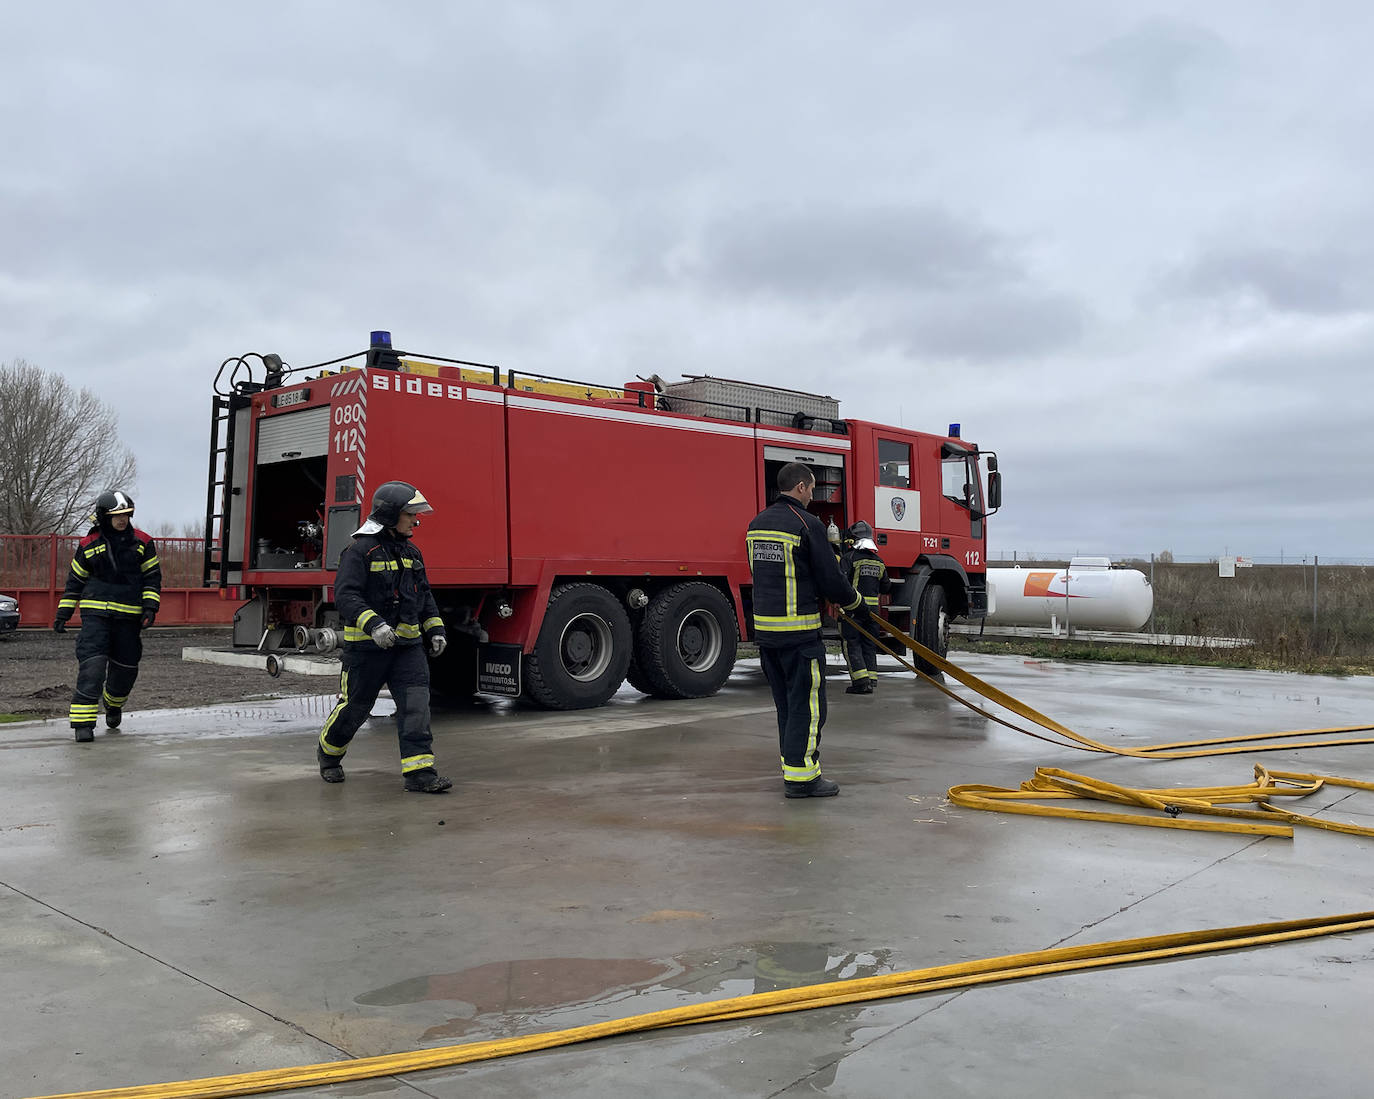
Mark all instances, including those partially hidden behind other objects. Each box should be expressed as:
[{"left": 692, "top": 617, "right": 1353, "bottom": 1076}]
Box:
[
  {"left": 315, "top": 481, "right": 453, "bottom": 794},
  {"left": 53, "top": 491, "right": 161, "bottom": 742},
  {"left": 840, "top": 521, "right": 891, "bottom": 695},
  {"left": 746, "top": 462, "right": 868, "bottom": 799}
]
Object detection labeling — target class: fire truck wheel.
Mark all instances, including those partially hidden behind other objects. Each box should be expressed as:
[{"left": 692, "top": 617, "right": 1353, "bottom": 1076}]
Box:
[
  {"left": 913, "top": 583, "right": 950, "bottom": 676},
  {"left": 524, "top": 583, "right": 633, "bottom": 710},
  {"left": 635, "top": 582, "right": 738, "bottom": 699}
]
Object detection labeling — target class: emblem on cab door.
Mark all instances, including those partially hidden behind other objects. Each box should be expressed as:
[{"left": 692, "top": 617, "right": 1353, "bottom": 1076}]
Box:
[{"left": 890, "top": 497, "right": 905, "bottom": 521}]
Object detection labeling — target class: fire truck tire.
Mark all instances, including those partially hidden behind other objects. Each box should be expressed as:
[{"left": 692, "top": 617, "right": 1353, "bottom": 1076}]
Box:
[
  {"left": 524, "top": 583, "right": 633, "bottom": 710},
  {"left": 913, "top": 583, "right": 950, "bottom": 676},
  {"left": 635, "top": 582, "right": 738, "bottom": 699}
]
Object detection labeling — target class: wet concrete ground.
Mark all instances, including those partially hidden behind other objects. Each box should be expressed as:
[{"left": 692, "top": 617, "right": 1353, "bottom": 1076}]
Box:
[{"left": 6, "top": 654, "right": 1374, "bottom": 1098}]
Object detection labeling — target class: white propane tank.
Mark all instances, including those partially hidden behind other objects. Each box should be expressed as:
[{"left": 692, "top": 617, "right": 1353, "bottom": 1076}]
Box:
[{"left": 986, "top": 557, "right": 1152, "bottom": 631}]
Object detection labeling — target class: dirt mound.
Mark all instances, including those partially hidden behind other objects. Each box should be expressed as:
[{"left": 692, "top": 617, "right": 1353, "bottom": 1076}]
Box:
[{"left": 0, "top": 627, "right": 326, "bottom": 721}]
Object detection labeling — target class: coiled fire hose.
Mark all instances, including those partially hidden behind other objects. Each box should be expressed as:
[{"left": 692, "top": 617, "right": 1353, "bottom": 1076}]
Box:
[{"left": 839, "top": 613, "right": 1374, "bottom": 835}]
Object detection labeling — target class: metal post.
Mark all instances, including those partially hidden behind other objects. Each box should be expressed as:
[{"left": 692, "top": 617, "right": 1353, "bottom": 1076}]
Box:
[
  {"left": 1064, "top": 559, "right": 1072, "bottom": 638},
  {"left": 1149, "top": 553, "right": 1155, "bottom": 635},
  {"left": 1313, "top": 555, "right": 1319, "bottom": 635}
]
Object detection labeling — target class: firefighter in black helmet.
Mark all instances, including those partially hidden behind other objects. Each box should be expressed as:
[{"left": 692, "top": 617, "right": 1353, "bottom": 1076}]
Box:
[
  {"left": 746, "top": 463, "right": 868, "bottom": 799},
  {"left": 840, "top": 521, "right": 891, "bottom": 695},
  {"left": 315, "top": 480, "right": 452, "bottom": 793},
  {"left": 53, "top": 491, "right": 162, "bottom": 742}
]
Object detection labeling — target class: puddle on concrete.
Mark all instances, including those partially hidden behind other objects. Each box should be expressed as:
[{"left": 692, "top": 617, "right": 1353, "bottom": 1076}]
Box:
[
  {"left": 132, "top": 693, "right": 387, "bottom": 742},
  {"left": 356, "top": 941, "right": 894, "bottom": 1042}
]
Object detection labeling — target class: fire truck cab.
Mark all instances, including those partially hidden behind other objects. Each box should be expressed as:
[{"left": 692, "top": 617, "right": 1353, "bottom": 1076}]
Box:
[{"left": 206, "top": 335, "right": 1001, "bottom": 711}]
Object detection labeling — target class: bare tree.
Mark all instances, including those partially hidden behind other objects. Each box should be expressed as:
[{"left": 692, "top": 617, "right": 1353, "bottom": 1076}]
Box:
[
  {"left": 0, "top": 359, "right": 139, "bottom": 534},
  {"left": 149, "top": 518, "right": 207, "bottom": 539}
]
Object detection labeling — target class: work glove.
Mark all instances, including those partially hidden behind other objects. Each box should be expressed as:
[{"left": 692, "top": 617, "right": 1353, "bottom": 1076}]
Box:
[
  {"left": 849, "top": 603, "right": 873, "bottom": 627},
  {"left": 370, "top": 622, "right": 397, "bottom": 649},
  {"left": 141, "top": 610, "right": 156, "bottom": 630},
  {"left": 53, "top": 612, "right": 71, "bottom": 633},
  {"left": 429, "top": 634, "right": 447, "bottom": 657}
]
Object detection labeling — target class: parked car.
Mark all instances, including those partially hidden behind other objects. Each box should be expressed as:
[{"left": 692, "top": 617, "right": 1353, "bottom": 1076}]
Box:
[{"left": 0, "top": 594, "right": 19, "bottom": 635}]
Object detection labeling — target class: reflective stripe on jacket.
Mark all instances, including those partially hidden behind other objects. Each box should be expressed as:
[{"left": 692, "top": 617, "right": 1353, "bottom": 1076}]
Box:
[
  {"left": 746, "top": 496, "right": 862, "bottom": 647},
  {"left": 58, "top": 527, "right": 161, "bottom": 619},
  {"left": 335, "top": 531, "right": 445, "bottom": 649},
  {"left": 841, "top": 548, "right": 892, "bottom": 606}
]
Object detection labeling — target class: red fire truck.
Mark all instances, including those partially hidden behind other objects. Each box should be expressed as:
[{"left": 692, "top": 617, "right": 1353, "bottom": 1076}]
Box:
[{"left": 205, "top": 333, "right": 1001, "bottom": 710}]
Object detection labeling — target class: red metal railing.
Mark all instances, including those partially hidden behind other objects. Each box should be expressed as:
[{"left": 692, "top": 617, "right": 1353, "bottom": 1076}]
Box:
[{"left": 0, "top": 535, "right": 236, "bottom": 628}]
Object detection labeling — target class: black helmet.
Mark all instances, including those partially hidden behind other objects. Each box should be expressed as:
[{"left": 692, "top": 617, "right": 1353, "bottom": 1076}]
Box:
[
  {"left": 93, "top": 490, "right": 135, "bottom": 528},
  {"left": 848, "top": 520, "right": 874, "bottom": 541},
  {"left": 368, "top": 481, "right": 433, "bottom": 528}
]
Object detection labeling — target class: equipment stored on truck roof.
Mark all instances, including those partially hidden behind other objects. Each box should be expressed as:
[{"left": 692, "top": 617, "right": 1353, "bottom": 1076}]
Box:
[{"left": 205, "top": 333, "right": 1002, "bottom": 710}]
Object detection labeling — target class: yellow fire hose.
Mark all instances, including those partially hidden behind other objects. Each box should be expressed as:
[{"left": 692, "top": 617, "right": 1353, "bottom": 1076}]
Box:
[
  {"left": 948, "top": 764, "right": 1374, "bottom": 838},
  {"left": 32, "top": 616, "right": 1374, "bottom": 1099},
  {"left": 838, "top": 614, "right": 1374, "bottom": 835},
  {"left": 33, "top": 911, "right": 1374, "bottom": 1099},
  {"left": 845, "top": 614, "right": 1374, "bottom": 758}
]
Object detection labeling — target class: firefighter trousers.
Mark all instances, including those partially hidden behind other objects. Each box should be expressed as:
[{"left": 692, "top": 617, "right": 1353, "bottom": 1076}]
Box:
[
  {"left": 69, "top": 615, "right": 142, "bottom": 727},
  {"left": 318, "top": 645, "right": 437, "bottom": 775},
  {"left": 759, "top": 639, "right": 827, "bottom": 783},
  {"left": 841, "top": 622, "right": 879, "bottom": 685}
]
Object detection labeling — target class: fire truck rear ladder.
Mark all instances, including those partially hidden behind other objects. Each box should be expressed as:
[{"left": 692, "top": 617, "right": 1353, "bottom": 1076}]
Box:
[{"left": 203, "top": 394, "right": 245, "bottom": 588}]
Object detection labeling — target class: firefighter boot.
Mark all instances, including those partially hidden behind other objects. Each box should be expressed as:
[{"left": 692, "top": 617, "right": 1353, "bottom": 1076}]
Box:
[
  {"left": 105, "top": 706, "right": 122, "bottom": 729},
  {"left": 317, "top": 746, "right": 345, "bottom": 783},
  {"left": 73, "top": 724, "right": 95, "bottom": 743},
  {"left": 404, "top": 769, "right": 453, "bottom": 794},
  {"left": 844, "top": 682, "right": 867, "bottom": 695},
  {"left": 785, "top": 777, "right": 840, "bottom": 799}
]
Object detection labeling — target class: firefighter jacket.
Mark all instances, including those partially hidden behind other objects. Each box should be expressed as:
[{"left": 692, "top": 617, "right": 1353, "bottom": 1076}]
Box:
[
  {"left": 335, "top": 529, "right": 445, "bottom": 650},
  {"left": 841, "top": 547, "right": 892, "bottom": 608},
  {"left": 58, "top": 526, "right": 161, "bottom": 620},
  {"left": 746, "top": 496, "right": 864, "bottom": 647}
]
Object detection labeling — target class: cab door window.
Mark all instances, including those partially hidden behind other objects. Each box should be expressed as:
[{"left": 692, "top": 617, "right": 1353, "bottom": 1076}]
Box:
[{"left": 878, "top": 439, "right": 911, "bottom": 488}]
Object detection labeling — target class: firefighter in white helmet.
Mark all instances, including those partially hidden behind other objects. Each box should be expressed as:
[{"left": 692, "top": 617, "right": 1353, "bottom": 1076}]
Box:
[
  {"left": 839, "top": 521, "right": 891, "bottom": 694},
  {"left": 315, "top": 480, "right": 452, "bottom": 793},
  {"left": 53, "top": 490, "right": 162, "bottom": 742}
]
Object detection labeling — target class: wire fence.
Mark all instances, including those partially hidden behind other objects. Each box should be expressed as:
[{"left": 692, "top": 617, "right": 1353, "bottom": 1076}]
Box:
[
  {"left": 994, "top": 551, "right": 1374, "bottom": 567},
  {"left": 1, "top": 535, "right": 207, "bottom": 589}
]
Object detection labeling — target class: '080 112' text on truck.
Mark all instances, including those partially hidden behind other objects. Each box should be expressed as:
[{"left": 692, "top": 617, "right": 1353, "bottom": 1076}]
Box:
[{"left": 205, "top": 332, "right": 1002, "bottom": 711}]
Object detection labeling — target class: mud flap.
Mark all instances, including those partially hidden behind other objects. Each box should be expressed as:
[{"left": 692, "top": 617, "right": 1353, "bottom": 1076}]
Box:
[{"left": 477, "top": 642, "right": 522, "bottom": 697}]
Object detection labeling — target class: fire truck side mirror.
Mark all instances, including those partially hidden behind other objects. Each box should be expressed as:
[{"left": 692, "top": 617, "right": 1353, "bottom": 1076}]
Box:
[{"left": 988, "top": 470, "right": 1002, "bottom": 511}]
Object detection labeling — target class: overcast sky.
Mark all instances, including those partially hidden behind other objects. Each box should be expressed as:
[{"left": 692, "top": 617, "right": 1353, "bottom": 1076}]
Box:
[{"left": 6, "top": 2, "right": 1373, "bottom": 560}]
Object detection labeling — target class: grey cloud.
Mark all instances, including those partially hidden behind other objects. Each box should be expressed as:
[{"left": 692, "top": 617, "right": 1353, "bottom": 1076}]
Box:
[
  {"left": 686, "top": 205, "right": 1016, "bottom": 299},
  {"left": 669, "top": 204, "right": 1088, "bottom": 359},
  {"left": 1167, "top": 243, "right": 1373, "bottom": 316},
  {"left": 865, "top": 290, "right": 1088, "bottom": 361},
  {"left": 1069, "top": 17, "right": 1231, "bottom": 124}
]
